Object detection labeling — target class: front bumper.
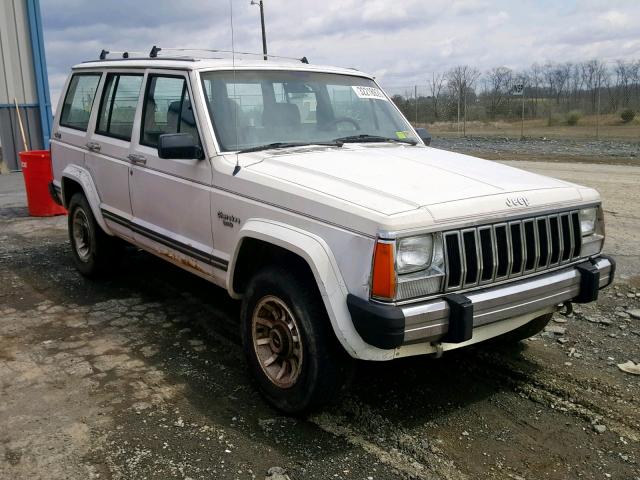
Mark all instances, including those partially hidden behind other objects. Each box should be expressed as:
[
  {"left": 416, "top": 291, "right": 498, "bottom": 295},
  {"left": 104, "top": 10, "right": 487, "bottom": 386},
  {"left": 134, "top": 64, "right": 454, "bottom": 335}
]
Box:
[{"left": 347, "top": 255, "right": 615, "bottom": 350}]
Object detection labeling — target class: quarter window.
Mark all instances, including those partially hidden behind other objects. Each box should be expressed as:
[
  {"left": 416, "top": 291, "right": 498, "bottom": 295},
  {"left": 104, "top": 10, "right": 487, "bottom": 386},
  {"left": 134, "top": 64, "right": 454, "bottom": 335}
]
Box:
[
  {"left": 59, "top": 73, "right": 101, "bottom": 131},
  {"left": 141, "top": 75, "right": 201, "bottom": 149},
  {"left": 96, "top": 73, "right": 143, "bottom": 141}
]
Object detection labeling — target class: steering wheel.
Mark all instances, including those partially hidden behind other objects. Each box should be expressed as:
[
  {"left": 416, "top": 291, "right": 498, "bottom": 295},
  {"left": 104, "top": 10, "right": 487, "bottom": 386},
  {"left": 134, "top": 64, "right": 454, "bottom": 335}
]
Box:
[{"left": 323, "top": 116, "right": 361, "bottom": 131}]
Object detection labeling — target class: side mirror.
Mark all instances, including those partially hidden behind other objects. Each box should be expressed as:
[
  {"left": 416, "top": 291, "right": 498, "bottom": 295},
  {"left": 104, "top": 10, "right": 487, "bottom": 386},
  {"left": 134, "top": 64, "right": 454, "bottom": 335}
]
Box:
[
  {"left": 415, "top": 127, "right": 432, "bottom": 146},
  {"left": 158, "top": 133, "right": 203, "bottom": 159}
]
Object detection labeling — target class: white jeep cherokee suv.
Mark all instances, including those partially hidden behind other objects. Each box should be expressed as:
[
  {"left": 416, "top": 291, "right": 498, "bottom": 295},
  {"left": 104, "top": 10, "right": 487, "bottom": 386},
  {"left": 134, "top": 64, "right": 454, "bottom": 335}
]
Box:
[{"left": 50, "top": 49, "right": 614, "bottom": 413}]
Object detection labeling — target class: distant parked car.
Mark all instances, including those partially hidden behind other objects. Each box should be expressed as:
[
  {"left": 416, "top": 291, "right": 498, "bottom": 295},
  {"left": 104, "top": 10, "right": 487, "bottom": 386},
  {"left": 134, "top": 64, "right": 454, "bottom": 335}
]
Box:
[{"left": 50, "top": 49, "right": 614, "bottom": 413}]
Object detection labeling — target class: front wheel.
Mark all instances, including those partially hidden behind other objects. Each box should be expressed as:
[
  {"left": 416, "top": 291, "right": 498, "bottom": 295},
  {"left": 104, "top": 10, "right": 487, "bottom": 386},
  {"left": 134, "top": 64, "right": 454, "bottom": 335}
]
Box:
[{"left": 241, "top": 266, "right": 353, "bottom": 414}]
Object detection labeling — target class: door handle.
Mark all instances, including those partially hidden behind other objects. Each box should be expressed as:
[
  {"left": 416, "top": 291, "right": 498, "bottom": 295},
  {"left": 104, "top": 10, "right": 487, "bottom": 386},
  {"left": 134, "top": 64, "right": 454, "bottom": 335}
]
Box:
[
  {"left": 127, "top": 154, "right": 147, "bottom": 165},
  {"left": 85, "top": 141, "right": 101, "bottom": 152}
]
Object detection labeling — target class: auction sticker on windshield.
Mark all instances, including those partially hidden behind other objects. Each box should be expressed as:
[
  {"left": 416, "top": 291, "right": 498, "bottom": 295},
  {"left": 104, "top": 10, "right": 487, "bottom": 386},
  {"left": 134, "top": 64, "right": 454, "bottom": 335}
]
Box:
[{"left": 352, "top": 85, "right": 388, "bottom": 101}]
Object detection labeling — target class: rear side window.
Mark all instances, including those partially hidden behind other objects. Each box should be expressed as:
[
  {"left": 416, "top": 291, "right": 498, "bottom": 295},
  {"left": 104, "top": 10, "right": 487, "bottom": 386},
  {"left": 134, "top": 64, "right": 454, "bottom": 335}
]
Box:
[
  {"left": 140, "top": 75, "right": 201, "bottom": 149},
  {"left": 96, "top": 73, "right": 143, "bottom": 141},
  {"left": 59, "top": 73, "right": 101, "bottom": 131}
]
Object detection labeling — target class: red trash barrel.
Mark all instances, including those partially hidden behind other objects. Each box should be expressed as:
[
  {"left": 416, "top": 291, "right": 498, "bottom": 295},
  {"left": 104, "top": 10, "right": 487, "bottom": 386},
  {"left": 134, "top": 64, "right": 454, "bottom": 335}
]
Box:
[{"left": 19, "top": 150, "right": 67, "bottom": 217}]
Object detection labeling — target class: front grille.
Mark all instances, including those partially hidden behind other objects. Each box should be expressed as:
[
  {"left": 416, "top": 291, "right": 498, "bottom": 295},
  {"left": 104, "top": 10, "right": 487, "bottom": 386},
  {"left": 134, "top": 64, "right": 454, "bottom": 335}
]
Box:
[{"left": 443, "top": 210, "right": 582, "bottom": 291}]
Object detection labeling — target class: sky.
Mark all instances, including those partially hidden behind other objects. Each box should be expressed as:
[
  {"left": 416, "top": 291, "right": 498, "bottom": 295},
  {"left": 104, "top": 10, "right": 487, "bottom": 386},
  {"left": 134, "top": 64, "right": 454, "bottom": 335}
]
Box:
[{"left": 41, "top": 0, "right": 640, "bottom": 106}]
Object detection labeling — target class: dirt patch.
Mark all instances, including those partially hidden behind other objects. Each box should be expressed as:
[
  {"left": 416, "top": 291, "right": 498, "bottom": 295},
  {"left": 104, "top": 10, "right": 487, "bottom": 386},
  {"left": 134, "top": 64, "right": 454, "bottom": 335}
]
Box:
[{"left": 1, "top": 158, "right": 639, "bottom": 479}]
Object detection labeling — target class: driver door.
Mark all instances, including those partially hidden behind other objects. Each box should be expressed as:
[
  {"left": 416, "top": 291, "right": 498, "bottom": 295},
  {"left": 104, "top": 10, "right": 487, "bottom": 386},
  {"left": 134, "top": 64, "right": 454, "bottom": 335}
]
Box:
[{"left": 128, "top": 70, "right": 219, "bottom": 275}]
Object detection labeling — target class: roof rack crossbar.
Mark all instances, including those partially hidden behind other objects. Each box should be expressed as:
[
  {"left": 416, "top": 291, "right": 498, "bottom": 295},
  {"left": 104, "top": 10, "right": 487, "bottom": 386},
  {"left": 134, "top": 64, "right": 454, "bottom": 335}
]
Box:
[{"left": 154, "top": 47, "right": 309, "bottom": 64}]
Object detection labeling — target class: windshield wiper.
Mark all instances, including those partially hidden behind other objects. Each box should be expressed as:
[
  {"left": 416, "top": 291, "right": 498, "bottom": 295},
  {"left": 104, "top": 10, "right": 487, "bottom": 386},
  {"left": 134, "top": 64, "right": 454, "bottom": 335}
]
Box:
[
  {"left": 332, "top": 134, "right": 417, "bottom": 146},
  {"left": 237, "top": 141, "right": 343, "bottom": 154}
]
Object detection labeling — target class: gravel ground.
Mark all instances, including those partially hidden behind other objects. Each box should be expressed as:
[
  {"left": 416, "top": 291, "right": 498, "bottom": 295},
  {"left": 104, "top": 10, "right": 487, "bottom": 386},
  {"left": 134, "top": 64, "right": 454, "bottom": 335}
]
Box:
[
  {"left": 1, "top": 156, "right": 639, "bottom": 479},
  {"left": 432, "top": 136, "right": 640, "bottom": 165}
]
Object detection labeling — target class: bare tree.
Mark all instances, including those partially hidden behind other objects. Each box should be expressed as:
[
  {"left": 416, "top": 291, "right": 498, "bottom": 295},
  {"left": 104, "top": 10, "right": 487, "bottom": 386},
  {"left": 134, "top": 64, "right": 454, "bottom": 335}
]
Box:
[
  {"left": 544, "top": 62, "right": 572, "bottom": 108},
  {"left": 388, "top": 56, "right": 639, "bottom": 127},
  {"left": 484, "top": 67, "right": 513, "bottom": 120},
  {"left": 428, "top": 72, "right": 446, "bottom": 120},
  {"left": 526, "top": 63, "right": 544, "bottom": 116},
  {"left": 567, "top": 63, "right": 583, "bottom": 107},
  {"left": 614, "top": 60, "right": 632, "bottom": 108},
  {"left": 580, "top": 60, "right": 608, "bottom": 113},
  {"left": 447, "top": 65, "right": 480, "bottom": 135}
]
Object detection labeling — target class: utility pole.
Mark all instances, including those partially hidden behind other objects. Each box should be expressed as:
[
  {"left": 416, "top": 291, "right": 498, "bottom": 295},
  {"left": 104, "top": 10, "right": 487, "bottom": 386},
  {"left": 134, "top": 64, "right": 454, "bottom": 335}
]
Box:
[
  {"left": 414, "top": 85, "right": 418, "bottom": 125},
  {"left": 251, "top": 0, "right": 267, "bottom": 60},
  {"left": 521, "top": 85, "right": 526, "bottom": 140},
  {"left": 596, "top": 80, "right": 601, "bottom": 140},
  {"left": 457, "top": 90, "right": 461, "bottom": 136},
  {"left": 463, "top": 82, "right": 467, "bottom": 137}
]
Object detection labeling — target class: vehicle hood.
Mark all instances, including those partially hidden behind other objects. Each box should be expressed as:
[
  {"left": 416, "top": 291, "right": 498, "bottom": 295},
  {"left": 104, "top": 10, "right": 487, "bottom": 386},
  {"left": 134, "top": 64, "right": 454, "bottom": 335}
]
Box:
[{"left": 245, "top": 144, "right": 585, "bottom": 217}]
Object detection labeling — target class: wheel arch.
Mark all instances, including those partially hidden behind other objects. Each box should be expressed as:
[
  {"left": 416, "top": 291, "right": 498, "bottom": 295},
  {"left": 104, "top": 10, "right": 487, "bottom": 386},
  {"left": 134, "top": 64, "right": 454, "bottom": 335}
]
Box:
[
  {"left": 228, "top": 219, "right": 394, "bottom": 361},
  {"left": 61, "top": 164, "right": 112, "bottom": 235}
]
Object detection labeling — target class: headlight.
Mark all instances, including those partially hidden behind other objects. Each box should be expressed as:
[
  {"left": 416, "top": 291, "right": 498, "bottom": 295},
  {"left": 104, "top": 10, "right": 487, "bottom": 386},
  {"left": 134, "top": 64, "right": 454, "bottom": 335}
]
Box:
[
  {"left": 580, "top": 207, "right": 597, "bottom": 236},
  {"left": 397, "top": 235, "right": 434, "bottom": 274},
  {"left": 580, "top": 205, "right": 605, "bottom": 257},
  {"left": 396, "top": 234, "right": 445, "bottom": 299},
  {"left": 371, "top": 234, "right": 445, "bottom": 301}
]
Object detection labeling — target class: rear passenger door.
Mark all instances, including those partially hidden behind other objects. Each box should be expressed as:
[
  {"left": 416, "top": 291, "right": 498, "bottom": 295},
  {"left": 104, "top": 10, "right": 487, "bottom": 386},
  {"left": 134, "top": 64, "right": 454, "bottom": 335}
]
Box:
[
  {"left": 128, "top": 71, "right": 217, "bottom": 275},
  {"left": 51, "top": 72, "right": 102, "bottom": 183},
  {"left": 85, "top": 71, "right": 144, "bottom": 238}
]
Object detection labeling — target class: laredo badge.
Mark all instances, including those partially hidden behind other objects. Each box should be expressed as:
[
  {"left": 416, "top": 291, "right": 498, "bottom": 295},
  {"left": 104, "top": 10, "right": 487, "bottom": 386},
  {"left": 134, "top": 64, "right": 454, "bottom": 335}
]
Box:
[{"left": 218, "top": 211, "right": 241, "bottom": 228}]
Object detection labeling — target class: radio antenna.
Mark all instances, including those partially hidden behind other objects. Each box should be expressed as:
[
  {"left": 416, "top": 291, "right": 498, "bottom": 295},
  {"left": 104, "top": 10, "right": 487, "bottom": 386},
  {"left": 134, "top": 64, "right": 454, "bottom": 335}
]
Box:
[{"left": 230, "top": 0, "right": 241, "bottom": 176}]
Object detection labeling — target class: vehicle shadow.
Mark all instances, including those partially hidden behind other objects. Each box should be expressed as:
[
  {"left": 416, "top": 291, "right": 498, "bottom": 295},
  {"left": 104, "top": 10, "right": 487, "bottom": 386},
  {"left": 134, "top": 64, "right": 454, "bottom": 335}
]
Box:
[
  {"left": 17, "top": 238, "right": 542, "bottom": 433},
  {"left": 345, "top": 340, "right": 538, "bottom": 427},
  {"left": 108, "top": 247, "right": 541, "bottom": 428}
]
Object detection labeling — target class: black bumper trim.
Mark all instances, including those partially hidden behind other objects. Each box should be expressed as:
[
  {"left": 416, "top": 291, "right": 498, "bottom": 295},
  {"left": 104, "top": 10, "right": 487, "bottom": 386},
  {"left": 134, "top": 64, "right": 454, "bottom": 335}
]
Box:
[
  {"left": 442, "top": 293, "right": 474, "bottom": 343},
  {"left": 347, "top": 294, "right": 404, "bottom": 349},
  {"left": 575, "top": 262, "right": 599, "bottom": 303},
  {"left": 574, "top": 255, "right": 616, "bottom": 304}
]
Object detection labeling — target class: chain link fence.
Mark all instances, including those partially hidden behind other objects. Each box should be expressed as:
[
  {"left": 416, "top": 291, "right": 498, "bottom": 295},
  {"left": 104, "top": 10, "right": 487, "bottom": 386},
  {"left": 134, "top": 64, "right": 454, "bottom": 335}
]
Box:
[{"left": 381, "top": 60, "right": 640, "bottom": 140}]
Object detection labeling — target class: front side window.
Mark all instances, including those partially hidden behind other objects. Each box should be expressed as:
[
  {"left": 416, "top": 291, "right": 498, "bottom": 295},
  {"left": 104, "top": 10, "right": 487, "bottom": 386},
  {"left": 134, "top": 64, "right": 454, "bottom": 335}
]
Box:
[
  {"left": 140, "top": 75, "right": 201, "bottom": 149},
  {"left": 59, "top": 73, "right": 101, "bottom": 131},
  {"left": 96, "top": 73, "right": 143, "bottom": 141},
  {"left": 200, "top": 70, "right": 417, "bottom": 151}
]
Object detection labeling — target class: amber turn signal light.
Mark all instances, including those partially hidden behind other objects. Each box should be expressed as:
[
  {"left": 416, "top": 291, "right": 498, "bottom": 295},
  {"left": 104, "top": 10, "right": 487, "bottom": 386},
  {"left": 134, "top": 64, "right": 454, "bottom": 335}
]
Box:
[{"left": 371, "top": 241, "right": 396, "bottom": 299}]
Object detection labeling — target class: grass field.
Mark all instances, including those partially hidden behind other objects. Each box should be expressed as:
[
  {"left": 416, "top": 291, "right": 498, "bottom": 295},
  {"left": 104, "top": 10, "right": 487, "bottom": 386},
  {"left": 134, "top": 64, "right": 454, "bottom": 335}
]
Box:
[{"left": 426, "top": 114, "right": 640, "bottom": 141}]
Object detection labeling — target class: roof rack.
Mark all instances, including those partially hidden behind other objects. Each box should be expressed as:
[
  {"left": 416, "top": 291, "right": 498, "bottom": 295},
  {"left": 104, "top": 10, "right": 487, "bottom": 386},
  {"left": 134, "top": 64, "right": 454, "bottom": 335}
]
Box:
[
  {"left": 94, "top": 45, "right": 309, "bottom": 63},
  {"left": 149, "top": 46, "right": 309, "bottom": 64},
  {"left": 94, "top": 46, "right": 309, "bottom": 64}
]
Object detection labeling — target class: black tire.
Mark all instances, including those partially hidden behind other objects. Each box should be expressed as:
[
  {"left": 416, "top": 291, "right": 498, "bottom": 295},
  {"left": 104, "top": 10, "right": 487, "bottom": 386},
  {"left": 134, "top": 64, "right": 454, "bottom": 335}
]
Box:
[
  {"left": 497, "top": 313, "right": 554, "bottom": 343},
  {"left": 67, "top": 193, "right": 120, "bottom": 277},
  {"left": 240, "top": 265, "right": 353, "bottom": 414}
]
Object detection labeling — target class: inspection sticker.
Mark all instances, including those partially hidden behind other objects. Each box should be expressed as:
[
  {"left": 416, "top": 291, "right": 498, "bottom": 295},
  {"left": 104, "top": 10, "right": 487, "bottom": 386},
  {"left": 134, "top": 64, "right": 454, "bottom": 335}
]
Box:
[{"left": 352, "top": 85, "right": 388, "bottom": 101}]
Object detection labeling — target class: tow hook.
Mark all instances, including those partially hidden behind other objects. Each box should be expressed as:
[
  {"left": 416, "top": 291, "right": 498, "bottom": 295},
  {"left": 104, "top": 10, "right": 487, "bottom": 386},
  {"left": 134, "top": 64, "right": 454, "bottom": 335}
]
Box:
[
  {"left": 433, "top": 342, "right": 444, "bottom": 358},
  {"left": 558, "top": 301, "right": 574, "bottom": 317}
]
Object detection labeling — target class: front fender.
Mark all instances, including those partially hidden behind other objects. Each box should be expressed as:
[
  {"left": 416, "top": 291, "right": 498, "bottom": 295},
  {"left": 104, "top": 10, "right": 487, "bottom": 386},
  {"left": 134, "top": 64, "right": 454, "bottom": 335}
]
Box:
[
  {"left": 228, "top": 219, "right": 395, "bottom": 361},
  {"left": 61, "top": 164, "right": 112, "bottom": 235}
]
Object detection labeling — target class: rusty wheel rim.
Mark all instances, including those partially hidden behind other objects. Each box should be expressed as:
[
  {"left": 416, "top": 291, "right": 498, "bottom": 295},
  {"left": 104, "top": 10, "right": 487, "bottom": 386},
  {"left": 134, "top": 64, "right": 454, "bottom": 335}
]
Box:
[
  {"left": 251, "top": 295, "right": 303, "bottom": 389},
  {"left": 72, "top": 208, "right": 91, "bottom": 262}
]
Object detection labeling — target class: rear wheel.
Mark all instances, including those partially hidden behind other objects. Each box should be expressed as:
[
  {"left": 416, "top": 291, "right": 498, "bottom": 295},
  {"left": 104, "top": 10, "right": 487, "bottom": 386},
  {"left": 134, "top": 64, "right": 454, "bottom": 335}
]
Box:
[
  {"left": 241, "top": 265, "right": 353, "bottom": 414},
  {"left": 67, "top": 193, "right": 120, "bottom": 277}
]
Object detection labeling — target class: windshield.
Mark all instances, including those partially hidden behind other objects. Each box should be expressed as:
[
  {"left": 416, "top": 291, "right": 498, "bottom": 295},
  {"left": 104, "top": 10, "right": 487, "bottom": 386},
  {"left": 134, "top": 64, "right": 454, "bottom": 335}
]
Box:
[{"left": 200, "top": 70, "right": 418, "bottom": 152}]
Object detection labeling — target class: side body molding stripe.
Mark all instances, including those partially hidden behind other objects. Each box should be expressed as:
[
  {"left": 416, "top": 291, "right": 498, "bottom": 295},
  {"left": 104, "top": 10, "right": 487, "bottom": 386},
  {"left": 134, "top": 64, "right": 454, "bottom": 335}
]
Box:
[{"left": 100, "top": 208, "right": 228, "bottom": 271}]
